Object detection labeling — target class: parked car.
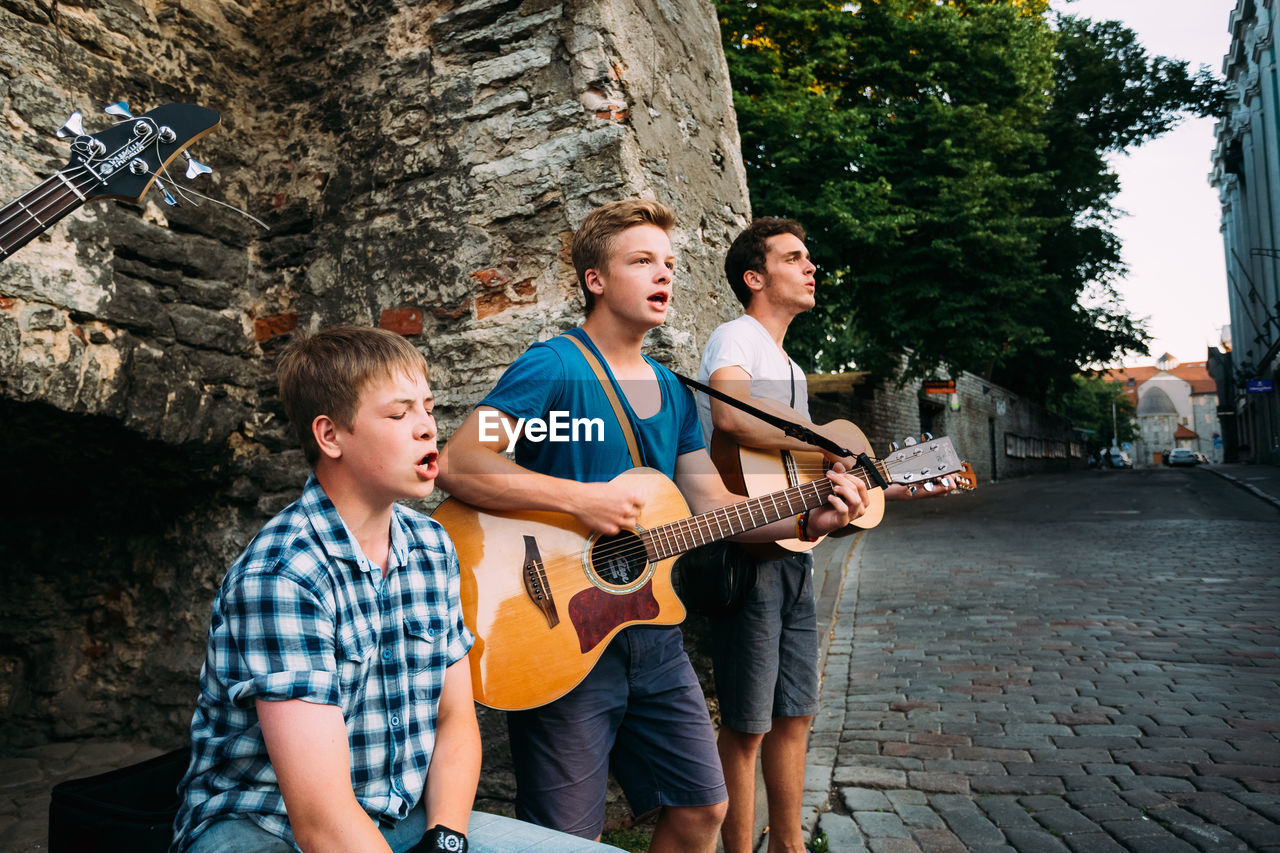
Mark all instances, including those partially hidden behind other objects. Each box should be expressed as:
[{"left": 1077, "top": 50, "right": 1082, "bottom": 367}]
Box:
[
  {"left": 1104, "top": 450, "right": 1132, "bottom": 469},
  {"left": 1167, "top": 448, "right": 1199, "bottom": 467},
  {"left": 1194, "top": 452, "right": 1210, "bottom": 464}
]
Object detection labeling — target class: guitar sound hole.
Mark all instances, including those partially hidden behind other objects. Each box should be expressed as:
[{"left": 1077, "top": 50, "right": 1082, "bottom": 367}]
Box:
[{"left": 590, "top": 531, "right": 648, "bottom": 588}]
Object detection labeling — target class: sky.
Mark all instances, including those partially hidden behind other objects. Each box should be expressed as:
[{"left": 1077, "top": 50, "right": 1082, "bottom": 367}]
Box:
[{"left": 1052, "top": 0, "right": 1238, "bottom": 367}]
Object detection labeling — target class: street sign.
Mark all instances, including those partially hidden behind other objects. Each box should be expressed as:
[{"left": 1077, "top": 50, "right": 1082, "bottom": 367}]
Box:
[{"left": 1246, "top": 379, "right": 1274, "bottom": 393}]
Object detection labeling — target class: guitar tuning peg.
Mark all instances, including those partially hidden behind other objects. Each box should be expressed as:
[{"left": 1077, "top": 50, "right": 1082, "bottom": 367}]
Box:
[
  {"left": 940, "top": 477, "right": 952, "bottom": 488},
  {"left": 903, "top": 436, "right": 918, "bottom": 447},
  {"left": 57, "top": 111, "right": 85, "bottom": 139},
  {"left": 907, "top": 485, "right": 918, "bottom": 497},
  {"left": 184, "top": 153, "right": 213, "bottom": 180},
  {"left": 922, "top": 481, "right": 936, "bottom": 492},
  {"left": 155, "top": 178, "right": 178, "bottom": 206},
  {"left": 921, "top": 432, "right": 934, "bottom": 441},
  {"left": 888, "top": 441, "right": 900, "bottom": 453},
  {"left": 105, "top": 101, "right": 133, "bottom": 119}
]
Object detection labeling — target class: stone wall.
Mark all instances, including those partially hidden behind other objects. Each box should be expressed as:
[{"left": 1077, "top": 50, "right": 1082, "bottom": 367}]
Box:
[{"left": 0, "top": 0, "right": 748, "bottom": 785}]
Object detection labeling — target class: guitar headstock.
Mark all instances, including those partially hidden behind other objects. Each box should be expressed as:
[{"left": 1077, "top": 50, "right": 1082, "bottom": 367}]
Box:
[
  {"left": 880, "top": 435, "right": 964, "bottom": 486},
  {"left": 950, "top": 461, "right": 977, "bottom": 493},
  {"left": 57, "top": 102, "right": 219, "bottom": 204}
]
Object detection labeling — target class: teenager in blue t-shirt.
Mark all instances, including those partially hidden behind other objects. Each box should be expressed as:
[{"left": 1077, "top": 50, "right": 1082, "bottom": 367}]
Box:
[{"left": 437, "top": 199, "right": 869, "bottom": 853}]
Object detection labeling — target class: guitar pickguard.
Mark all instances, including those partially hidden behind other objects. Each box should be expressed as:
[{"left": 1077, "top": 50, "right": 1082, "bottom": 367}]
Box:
[{"left": 568, "top": 581, "right": 660, "bottom": 653}]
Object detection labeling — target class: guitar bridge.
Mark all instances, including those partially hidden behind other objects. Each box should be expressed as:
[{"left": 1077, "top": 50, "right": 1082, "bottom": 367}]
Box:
[{"left": 521, "top": 535, "right": 558, "bottom": 629}]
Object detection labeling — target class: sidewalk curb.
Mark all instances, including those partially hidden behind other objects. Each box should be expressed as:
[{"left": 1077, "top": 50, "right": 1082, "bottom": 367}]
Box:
[
  {"left": 799, "top": 531, "right": 867, "bottom": 846},
  {"left": 1202, "top": 465, "right": 1280, "bottom": 512}
]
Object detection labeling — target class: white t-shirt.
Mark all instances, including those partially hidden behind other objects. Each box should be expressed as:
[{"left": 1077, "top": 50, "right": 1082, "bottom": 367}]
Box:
[{"left": 696, "top": 314, "right": 809, "bottom": 444}]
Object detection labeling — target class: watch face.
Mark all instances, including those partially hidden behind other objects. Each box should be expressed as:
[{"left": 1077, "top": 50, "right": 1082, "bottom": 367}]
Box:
[{"left": 434, "top": 829, "right": 464, "bottom": 852}]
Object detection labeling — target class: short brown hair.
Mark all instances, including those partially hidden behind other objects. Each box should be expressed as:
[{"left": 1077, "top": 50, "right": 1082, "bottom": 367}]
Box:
[
  {"left": 724, "top": 218, "right": 807, "bottom": 307},
  {"left": 571, "top": 199, "right": 676, "bottom": 312},
  {"left": 276, "top": 326, "right": 429, "bottom": 466}
]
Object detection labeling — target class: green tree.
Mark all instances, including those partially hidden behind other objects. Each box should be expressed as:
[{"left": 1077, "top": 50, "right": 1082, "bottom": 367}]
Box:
[
  {"left": 1050, "top": 373, "right": 1136, "bottom": 451},
  {"left": 718, "top": 1, "right": 1222, "bottom": 398},
  {"left": 996, "top": 13, "right": 1224, "bottom": 394}
]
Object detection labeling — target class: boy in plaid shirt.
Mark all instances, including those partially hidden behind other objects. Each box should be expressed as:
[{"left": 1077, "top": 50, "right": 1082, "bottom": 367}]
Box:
[{"left": 173, "top": 327, "right": 619, "bottom": 853}]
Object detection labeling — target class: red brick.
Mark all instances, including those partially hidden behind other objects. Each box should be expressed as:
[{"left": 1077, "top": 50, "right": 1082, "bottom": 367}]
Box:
[
  {"left": 253, "top": 312, "right": 298, "bottom": 342},
  {"left": 468, "top": 267, "right": 510, "bottom": 288},
  {"left": 476, "top": 291, "right": 513, "bottom": 320},
  {"left": 379, "top": 307, "right": 423, "bottom": 337}
]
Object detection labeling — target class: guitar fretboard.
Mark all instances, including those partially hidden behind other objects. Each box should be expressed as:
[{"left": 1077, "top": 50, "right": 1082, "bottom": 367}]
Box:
[
  {"left": 0, "top": 171, "right": 89, "bottom": 260},
  {"left": 644, "top": 456, "right": 888, "bottom": 561}
]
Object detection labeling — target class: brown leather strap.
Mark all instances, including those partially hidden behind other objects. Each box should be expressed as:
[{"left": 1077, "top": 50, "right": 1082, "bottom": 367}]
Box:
[{"left": 561, "top": 333, "right": 643, "bottom": 467}]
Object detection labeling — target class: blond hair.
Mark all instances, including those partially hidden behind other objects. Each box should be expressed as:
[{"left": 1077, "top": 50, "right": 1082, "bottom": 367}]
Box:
[
  {"left": 276, "top": 326, "right": 429, "bottom": 466},
  {"left": 571, "top": 199, "right": 676, "bottom": 312}
]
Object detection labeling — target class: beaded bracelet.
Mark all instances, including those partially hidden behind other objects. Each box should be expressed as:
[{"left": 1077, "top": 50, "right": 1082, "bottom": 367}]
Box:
[{"left": 796, "top": 510, "right": 818, "bottom": 542}]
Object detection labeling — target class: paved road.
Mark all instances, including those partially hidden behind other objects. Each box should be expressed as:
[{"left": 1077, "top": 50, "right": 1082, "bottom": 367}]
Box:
[{"left": 807, "top": 467, "right": 1280, "bottom": 852}]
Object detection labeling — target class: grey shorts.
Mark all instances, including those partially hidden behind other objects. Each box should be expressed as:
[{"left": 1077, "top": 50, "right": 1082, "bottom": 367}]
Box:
[{"left": 710, "top": 552, "right": 819, "bottom": 733}]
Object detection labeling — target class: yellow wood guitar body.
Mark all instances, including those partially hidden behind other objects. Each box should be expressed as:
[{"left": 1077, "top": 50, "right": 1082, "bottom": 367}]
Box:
[
  {"left": 432, "top": 468, "right": 690, "bottom": 710},
  {"left": 710, "top": 418, "right": 887, "bottom": 555}
]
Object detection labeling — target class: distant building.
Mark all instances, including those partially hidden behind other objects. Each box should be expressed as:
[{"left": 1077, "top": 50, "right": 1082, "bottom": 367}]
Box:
[
  {"left": 1102, "top": 355, "right": 1223, "bottom": 465},
  {"left": 1209, "top": 0, "right": 1280, "bottom": 464}
]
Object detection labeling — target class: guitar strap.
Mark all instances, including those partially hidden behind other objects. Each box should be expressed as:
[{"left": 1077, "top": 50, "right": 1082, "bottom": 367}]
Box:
[
  {"left": 672, "top": 371, "right": 890, "bottom": 490},
  {"left": 561, "top": 333, "right": 644, "bottom": 468}
]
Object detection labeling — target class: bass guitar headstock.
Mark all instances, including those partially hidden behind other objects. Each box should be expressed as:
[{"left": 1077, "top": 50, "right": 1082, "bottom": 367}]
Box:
[
  {"left": 55, "top": 101, "right": 219, "bottom": 205},
  {"left": 2, "top": 101, "right": 222, "bottom": 262}
]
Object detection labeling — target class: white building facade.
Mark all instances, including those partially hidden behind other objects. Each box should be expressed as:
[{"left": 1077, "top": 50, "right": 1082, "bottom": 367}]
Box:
[{"left": 1210, "top": 0, "right": 1280, "bottom": 464}]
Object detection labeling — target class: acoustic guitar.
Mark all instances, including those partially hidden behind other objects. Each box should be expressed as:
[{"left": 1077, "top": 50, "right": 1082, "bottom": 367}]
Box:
[
  {"left": 711, "top": 419, "right": 977, "bottom": 554},
  {"left": 0, "top": 102, "right": 219, "bottom": 261},
  {"left": 432, "top": 436, "right": 965, "bottom": 710}
]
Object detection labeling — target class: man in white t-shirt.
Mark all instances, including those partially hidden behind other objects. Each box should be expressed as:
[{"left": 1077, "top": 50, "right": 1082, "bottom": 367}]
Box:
[{"left": 697, "top": 218, "right": 945, "bottom": 853}]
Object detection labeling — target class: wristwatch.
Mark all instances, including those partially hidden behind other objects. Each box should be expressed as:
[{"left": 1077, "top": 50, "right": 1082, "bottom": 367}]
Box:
[{"left": 421, "top": 824, "right": 468, "bottom": 852}]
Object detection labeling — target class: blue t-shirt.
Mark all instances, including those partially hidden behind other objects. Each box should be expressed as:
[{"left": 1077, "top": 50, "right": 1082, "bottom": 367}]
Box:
[{"left": 477, "top": 328, "right": 704, "bottom": 482}]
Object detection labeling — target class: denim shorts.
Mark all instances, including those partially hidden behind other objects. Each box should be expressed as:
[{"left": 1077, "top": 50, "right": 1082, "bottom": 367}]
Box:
[
  {"left": 710, "top": 552, "right": 819, "bottom": 733},
  {"left": 507, "top": 625, "right": 727, "bottom": 838}
]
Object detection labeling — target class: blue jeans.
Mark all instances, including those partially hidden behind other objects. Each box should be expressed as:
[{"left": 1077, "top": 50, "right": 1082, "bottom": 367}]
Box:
[{"left": 185, "top": 803, "right": 626, "bottom": 852}]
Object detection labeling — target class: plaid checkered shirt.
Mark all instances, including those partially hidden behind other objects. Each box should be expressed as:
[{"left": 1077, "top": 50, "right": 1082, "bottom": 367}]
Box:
[{"left": 171, "top": 474, "right": 474, "bottom": 852}]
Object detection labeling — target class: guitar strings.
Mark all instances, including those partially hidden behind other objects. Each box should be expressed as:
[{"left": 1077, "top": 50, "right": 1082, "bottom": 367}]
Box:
[
  {"left": 155, "top": 163, "right": 270, "bottom": 230},
  {"left": 1, "top": 149, "right": 269, "bottom": 255},
  {"left": 524, "top": 477, "right": 841, "bottom": 579},
  {"left": 515, "top": 454, "right": 958, "bottom": 581},
  {"left": 0, "top": 162, "right": 101, "bottom": 252}
]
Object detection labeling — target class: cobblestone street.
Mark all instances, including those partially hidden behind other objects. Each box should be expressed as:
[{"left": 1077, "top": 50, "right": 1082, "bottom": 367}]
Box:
[{"left": 808, "top": 466, "right": 1280, "bottom": 852}]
